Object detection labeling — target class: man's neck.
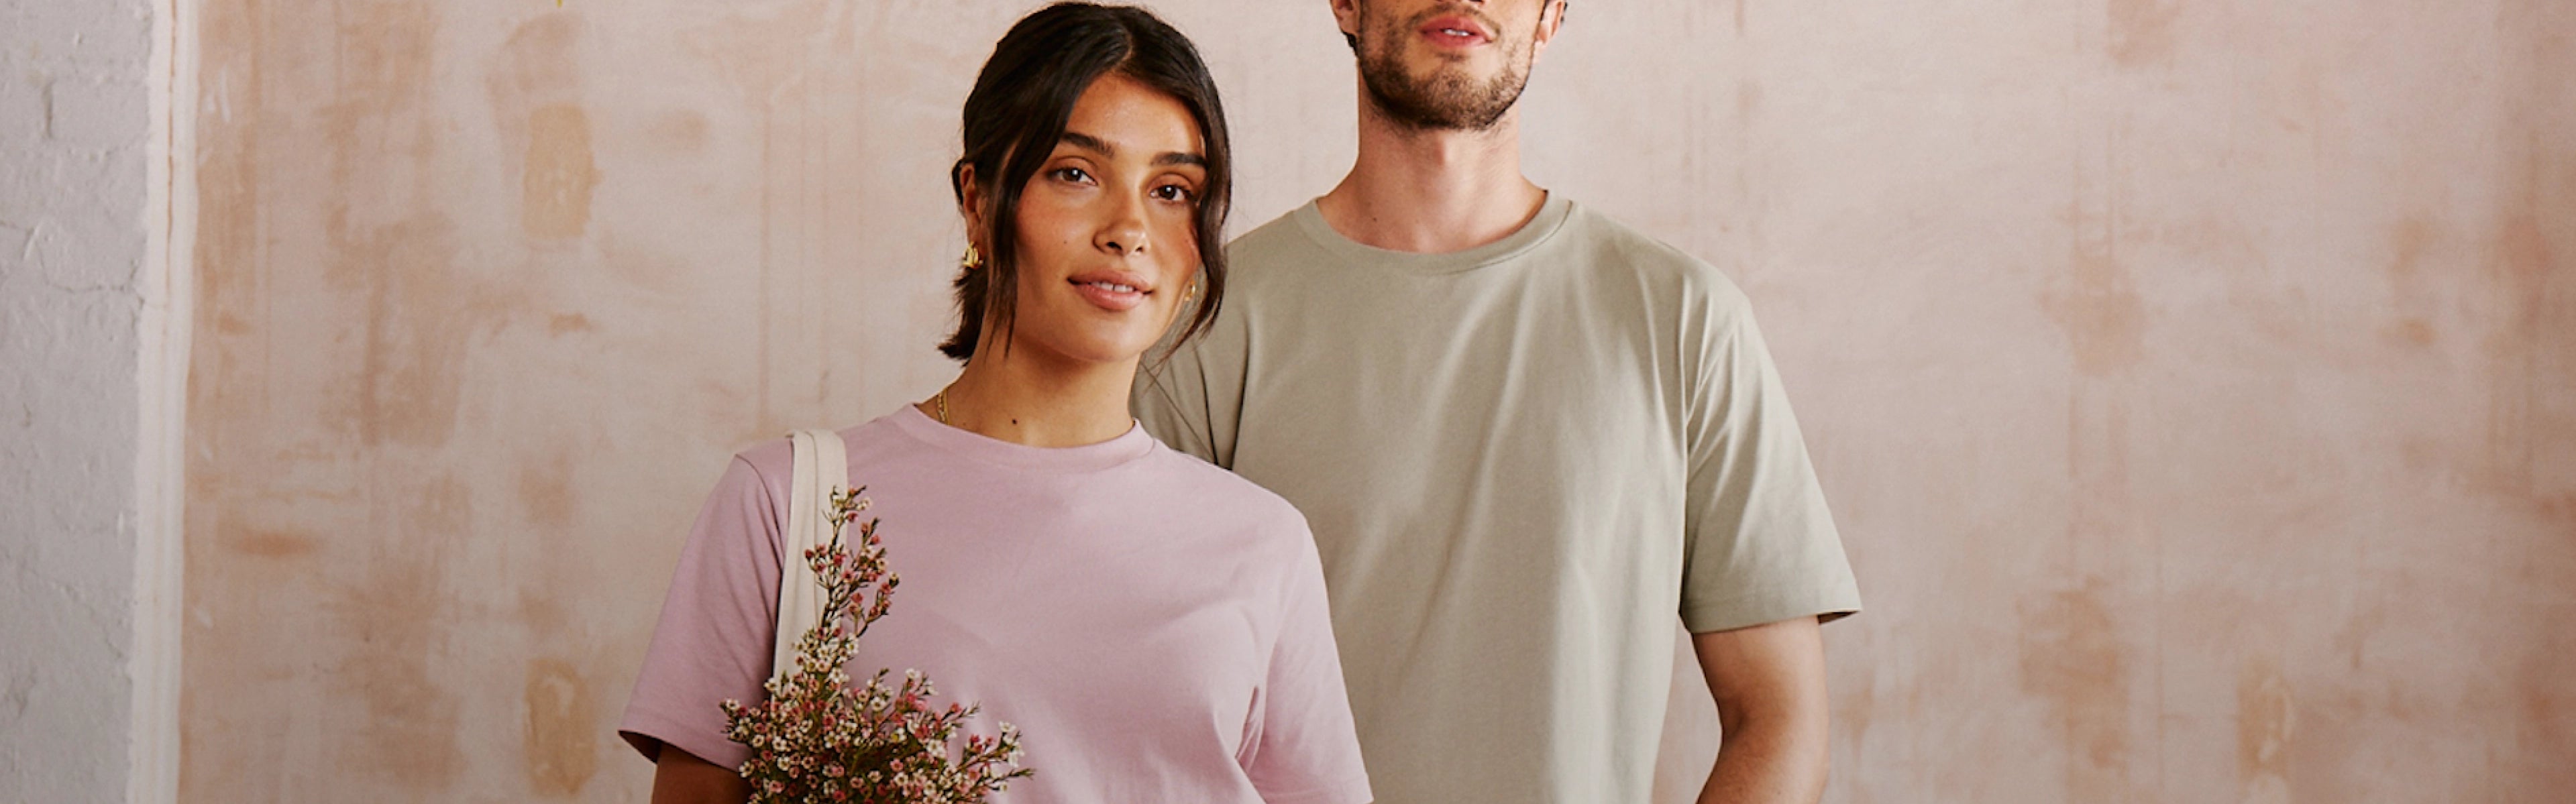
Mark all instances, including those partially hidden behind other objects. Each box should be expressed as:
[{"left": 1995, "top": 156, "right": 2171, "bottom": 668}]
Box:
[
  {"left": 925, "top": 343, "right": 1137, "bottom": 449},
  {"left": 1316, "top": 100, "right": 1548, "bottom": 255}
]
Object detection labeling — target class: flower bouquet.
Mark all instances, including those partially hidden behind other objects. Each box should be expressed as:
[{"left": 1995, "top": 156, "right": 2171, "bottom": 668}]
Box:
[{"left": 721, "top": 487, "right": 1031, "bottom": 803}]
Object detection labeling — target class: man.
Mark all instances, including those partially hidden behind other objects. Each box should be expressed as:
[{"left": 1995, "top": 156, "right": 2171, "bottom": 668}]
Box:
[{"left": 1134, "top": 1, "right": 1861, "bottom": 801}]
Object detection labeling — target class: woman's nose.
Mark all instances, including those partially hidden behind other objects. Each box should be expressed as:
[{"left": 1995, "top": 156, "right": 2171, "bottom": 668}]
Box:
[{"left": 1096, "top": 197, "right": 1149, "bottom": 256}]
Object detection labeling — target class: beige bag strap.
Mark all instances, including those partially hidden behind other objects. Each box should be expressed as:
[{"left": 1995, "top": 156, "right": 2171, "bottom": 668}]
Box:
[{"left": 776, "top": 428, "right": 849, "bottom": 677}]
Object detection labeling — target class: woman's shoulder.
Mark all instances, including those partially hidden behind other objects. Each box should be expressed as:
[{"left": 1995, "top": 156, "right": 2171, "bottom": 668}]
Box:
[
  {"left": 1139, "top": 440, "right": 1313, "bottom": 542},
  {"left": 718, "top": 418, "right": 906, "bottom": 515},
  {"left": 735, "top": 412, "right": 918, "bottom": 469},
  {"left": 729, "top": 435, "right": 794, "bottom": 476}
]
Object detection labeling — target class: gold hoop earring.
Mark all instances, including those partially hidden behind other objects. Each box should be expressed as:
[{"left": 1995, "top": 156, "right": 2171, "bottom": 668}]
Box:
[{"left": 961, "top": 243, "right": 983, "bottom": 269}]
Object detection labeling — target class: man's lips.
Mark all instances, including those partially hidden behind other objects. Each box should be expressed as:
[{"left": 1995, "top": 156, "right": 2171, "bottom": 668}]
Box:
[{"left": 1419, "top": 15, "right": 1492, "bottom": 46}]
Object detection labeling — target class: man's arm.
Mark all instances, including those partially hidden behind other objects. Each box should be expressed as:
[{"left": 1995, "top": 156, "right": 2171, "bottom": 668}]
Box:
[
  {"left": 1690, "top": 616, "right": 1830, "bottom": 804},
  {"left": 649, "top": 746, "right": 750, "bottom": 804}
]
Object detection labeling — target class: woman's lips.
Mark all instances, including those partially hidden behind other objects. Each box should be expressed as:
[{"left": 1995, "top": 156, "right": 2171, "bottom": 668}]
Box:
[{"left": 1069, "top": 277, "right": 1149, "bottom": 312}]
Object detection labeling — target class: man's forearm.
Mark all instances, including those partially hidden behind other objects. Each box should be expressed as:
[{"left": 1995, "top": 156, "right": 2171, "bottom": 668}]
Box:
[
  {"left": 1697, "top": 710, "right": 1829, "bottom": 804},
  {"left": 1690, "top": 616, "right": 1832, "bottom": 804}
]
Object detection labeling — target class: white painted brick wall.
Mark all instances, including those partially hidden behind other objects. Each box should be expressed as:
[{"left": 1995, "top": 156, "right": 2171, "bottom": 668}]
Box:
[{"left": 0, "top": 0, "right": 158, "bottom": 800}]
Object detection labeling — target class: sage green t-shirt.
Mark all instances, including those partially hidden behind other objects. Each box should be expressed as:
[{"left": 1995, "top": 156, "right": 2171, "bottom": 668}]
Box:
[{"left": 1134, "top": 194, "right": 1861, "bottom": 804}]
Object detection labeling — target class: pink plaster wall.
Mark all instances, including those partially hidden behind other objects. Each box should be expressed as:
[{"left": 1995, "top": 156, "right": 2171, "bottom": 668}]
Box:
[{"left": 183, "top": 1, "right": 2574, "bottom": 801}]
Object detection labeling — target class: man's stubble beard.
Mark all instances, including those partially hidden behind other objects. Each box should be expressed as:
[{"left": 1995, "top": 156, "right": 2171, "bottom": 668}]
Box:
[{"left": 1355, "top": 9, "right": 1536, "bottom": 133}]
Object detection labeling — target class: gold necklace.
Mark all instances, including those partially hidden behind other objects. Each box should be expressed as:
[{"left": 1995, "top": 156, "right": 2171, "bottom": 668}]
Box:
[{"left": 933, "top": 390, "right": 951, "bottom": 425}]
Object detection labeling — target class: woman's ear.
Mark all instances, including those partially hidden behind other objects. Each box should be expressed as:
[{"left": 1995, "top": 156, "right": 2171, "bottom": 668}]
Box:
[{"left": 957, "top": 163, "right": 989, "bottom": 257}]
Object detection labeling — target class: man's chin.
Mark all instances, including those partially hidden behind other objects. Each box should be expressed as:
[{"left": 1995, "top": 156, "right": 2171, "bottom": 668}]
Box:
[
  {"left": 1395, "top": 44, "right": 1489, "bottom": 78},
  {"left": 1359, "top": 45, "right": 1527, "bottom": 131}
]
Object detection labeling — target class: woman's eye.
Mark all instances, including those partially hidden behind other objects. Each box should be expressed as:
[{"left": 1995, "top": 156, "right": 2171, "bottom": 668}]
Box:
[
  {"left": 1152, "top": 184, "right": 1195, "bottom": 203},
  {"left": 1051, "top": 167, "right": 1093, "bottom": 184}
]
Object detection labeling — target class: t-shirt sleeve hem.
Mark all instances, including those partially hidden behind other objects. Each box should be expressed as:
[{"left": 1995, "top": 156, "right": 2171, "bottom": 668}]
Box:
[
  {"left": 1681, "top": 588, "right": 1862, "bottom": 634},
  {"left": 617, "top": 706, "right": 751, "bottom": 772}
]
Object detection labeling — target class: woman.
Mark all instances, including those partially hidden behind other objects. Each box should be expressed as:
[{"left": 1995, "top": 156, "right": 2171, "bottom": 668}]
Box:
[{"left": 617, "top": 4, "right": 1372, "bottom": 803}]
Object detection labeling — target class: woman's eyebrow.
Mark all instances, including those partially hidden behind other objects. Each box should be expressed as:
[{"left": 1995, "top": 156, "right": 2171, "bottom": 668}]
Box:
[
  {"left": 1061, "top": 130, "right": 1204, "bottom": 168},
  {"left": 1061, "top": 130, "right": 1115, "bottom": 156}
]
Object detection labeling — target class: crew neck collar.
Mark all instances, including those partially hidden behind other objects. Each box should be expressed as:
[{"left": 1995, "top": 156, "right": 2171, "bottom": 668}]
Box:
[
  {"left": 1291, "top": 191, "right": 1574, "bottom": 274},
  {"left": 881, "top": 403, "right": 1155, "bottom": 473}
]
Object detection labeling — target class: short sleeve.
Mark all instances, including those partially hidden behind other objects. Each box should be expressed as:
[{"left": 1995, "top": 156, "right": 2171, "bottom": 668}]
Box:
[
  {"left": 1240, "top": 529, "right": 1373, "bottom": 804},
  {"left": 1677, "top": 292, "right": 1862, "bottom": 633},
  {"left": 617, "top": 455, "right": 785, "bottom": 770}
]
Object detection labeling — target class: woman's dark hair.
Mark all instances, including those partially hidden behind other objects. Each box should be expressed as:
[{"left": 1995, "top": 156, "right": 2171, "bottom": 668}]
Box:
[{"left": 941, "top": 2, "right": 1233, "bottom": 363}]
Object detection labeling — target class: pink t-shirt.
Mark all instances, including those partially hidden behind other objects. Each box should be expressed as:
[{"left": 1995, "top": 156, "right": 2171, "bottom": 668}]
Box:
[{"left": 619, "top": 404, "right": 1371, "bottom": 804}]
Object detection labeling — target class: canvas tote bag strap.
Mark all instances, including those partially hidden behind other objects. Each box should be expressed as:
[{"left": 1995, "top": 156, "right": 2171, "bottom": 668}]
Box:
[{"left": 775, "top": 428, "right": 851, "bottom": 677}]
